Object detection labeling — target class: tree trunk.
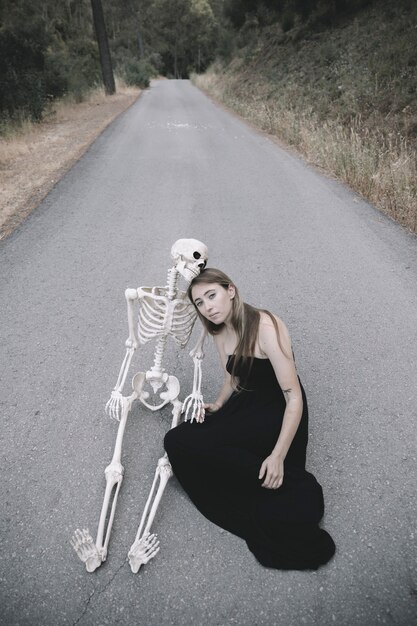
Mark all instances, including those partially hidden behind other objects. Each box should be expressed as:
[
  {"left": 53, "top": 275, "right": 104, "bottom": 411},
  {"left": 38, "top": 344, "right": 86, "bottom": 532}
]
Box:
[
  {"left": 90, "top": 0, "right": 115, "bottom": 95},
  {"left": 137, "top": 30, "right": 144, "bottom": 58},
  {"left": 174, "top": 39, "right": 178, "bottom": 78}
]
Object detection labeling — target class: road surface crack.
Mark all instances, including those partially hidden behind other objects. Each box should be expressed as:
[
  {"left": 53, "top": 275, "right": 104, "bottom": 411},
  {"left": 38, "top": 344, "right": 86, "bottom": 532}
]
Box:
[{"left": 72, "top": 559, "right": 127, "bottom": 626}]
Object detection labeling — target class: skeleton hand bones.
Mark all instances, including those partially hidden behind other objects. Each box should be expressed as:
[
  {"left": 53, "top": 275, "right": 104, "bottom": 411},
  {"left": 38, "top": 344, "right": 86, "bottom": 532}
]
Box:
[
  {"left": 182, "top": 390, "right": 205, "bottom": 423},
  {"left": 106, "top": 391, "right": 127, "bottom": 421}
]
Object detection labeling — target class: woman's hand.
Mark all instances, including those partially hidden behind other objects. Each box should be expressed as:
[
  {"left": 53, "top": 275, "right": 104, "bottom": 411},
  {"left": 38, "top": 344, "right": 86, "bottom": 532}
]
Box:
[
  {"left": 259, "top": 454, "right": 284, "bottom": 489},
  {"left": 196, "top": 401, "right": 221, "bottom": 422},
  {"left": 203, "top": 402, "right": 222, "bottom": 413}
]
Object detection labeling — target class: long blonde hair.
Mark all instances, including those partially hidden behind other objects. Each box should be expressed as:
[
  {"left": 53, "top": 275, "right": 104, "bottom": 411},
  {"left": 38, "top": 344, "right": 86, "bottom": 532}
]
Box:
[{"left": 187, "top": 268, "right": 289, "bottom": 388}]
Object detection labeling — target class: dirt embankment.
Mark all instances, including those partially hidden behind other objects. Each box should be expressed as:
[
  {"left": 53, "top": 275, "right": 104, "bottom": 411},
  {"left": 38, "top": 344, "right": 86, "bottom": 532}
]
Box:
[{"left": 0, "top": 87, "right": 140, "bottom": 240}]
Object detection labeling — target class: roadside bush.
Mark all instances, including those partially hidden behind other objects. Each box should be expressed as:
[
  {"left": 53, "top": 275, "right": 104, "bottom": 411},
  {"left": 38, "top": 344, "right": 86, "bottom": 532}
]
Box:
[
  {"left": 65, "top": 37, "right": 101, "bottom": 101},
  {"left": 119, "top": 58, "right": 156, "bottom": 88},
  {"left": 146, "top": 52, "right": 164, "bottom": 74},
  {"left": 44, "top": 47, "right": 70, "bottom": 101},
  {"left": 0, "top": 24, "right": 49, "bottom": 122},
  {"left": 216, "top": 28, "right": 236, "bottom": 62},
  {"left": 0, "top": 19, "right": 102, "bottom": 129},
  {"left": 281, "top": 10, "right": 295, "bottom": 32}
]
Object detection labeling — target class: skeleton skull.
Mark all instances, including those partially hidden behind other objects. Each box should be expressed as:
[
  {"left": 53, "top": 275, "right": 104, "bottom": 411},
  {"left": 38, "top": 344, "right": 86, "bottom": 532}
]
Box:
[{"left": 171, "top": 239, "right": 208, "bottom": 284}]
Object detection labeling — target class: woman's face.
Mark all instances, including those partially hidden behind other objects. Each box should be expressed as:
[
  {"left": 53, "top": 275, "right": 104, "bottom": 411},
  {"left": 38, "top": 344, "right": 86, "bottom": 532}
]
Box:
[{"left": 191, "top": 282, "right": 235, "bottom": 325}]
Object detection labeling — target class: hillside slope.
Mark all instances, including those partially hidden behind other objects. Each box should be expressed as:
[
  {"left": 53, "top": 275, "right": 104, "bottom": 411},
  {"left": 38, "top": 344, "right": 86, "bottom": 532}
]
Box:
[{"left": 195, "top": 0, "right": 417, "bottom": 232}]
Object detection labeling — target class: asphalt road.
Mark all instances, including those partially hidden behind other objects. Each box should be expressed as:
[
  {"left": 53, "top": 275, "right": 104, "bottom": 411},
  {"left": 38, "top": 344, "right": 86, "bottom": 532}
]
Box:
[{"left": 1, "top": 79, "right": 416, "bottom": 626}]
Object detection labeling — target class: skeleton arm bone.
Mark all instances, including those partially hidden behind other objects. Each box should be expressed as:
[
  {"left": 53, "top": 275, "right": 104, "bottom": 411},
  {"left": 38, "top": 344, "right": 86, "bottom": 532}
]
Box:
[
  {"left": 115, "top": 288, "right": 140, "bottom": 389},
  {"left": 105, "top": 289, "right": 139, "bottom": 420},
  {"left": 125, "top": 288, "right": 140, "bottom": 349},
  {"left": 189, "top": 327, "right": 207, "bottom": 360},
  {"left": 182, "top": 328, "right": 207, "bottom": 423}
]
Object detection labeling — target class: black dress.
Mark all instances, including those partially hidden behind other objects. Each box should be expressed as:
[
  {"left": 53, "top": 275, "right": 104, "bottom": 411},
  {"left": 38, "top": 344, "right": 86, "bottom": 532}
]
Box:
[{"left": 164, "top": 355, "right": 335, "bottom": 570}]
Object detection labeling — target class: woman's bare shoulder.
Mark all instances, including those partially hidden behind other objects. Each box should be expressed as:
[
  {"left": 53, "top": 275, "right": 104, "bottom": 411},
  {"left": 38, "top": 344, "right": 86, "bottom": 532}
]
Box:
[
  {"left": 258, "top": 311, "right": 292, "bottom": 354},
  {"left": 259, "top": 310, "right": 288, "bottom": 332}
]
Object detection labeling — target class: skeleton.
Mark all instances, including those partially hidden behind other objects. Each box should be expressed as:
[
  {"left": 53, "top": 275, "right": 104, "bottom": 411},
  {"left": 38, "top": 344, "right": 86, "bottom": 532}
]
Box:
[{"left": 71, "top": 239, "right": 208, "bottom": 573}]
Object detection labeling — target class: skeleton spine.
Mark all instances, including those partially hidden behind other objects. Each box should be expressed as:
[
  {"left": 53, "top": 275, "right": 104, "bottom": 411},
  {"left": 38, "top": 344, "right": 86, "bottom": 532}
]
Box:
[
  {"left": 151, "top": 335, "right": 167, "bottom": 375},
  {"left": 150, "top": 268, "right": 179, "bottom": 375},
  {"left": 166, "top": 267, "right": 178, "bottom": 300}
]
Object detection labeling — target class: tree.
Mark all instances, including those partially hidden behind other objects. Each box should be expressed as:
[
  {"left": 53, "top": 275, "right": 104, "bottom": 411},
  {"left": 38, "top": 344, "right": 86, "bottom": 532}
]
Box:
[
  {"left": 90, "top": 0, "right": 115, "bottom": 94},
  {"left": 149, "top": 0, "right": 217, "bottom": 77},
  {"left": 189, "top": 0, "right": 217, "bottom": 73}
]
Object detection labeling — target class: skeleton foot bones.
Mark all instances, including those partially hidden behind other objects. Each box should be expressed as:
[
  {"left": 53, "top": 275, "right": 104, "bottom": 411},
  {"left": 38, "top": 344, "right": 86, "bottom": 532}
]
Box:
[
  {"left": 71, "top": 239, "right": 208, "bottom": 573},
  {"left": 70, "top": 529, "right": 103, "bottom": 572},
  {"left": 128, "top": 533, "right": 160, "bottom": 573}
]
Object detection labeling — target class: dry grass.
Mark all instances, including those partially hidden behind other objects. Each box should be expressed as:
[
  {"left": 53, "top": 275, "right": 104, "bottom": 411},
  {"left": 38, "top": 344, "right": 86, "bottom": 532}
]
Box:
[
  {"left": 0, "top": 82, "right": 140, "bottom": 239},
  {"left": 195, "top": 70, "right": 417, "bottom": 233}
]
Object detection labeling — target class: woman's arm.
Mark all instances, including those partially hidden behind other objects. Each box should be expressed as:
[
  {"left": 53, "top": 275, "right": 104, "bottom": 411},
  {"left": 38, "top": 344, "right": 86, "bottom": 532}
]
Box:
[
  {"left": 258, "top": 315, "right": 303, "bottom": 489},
  {"left": 203, "top": 333, "right": 235, "bottom": 414},
  {"left": 212, "top": 372, "right": 235, "bottom": 409}
]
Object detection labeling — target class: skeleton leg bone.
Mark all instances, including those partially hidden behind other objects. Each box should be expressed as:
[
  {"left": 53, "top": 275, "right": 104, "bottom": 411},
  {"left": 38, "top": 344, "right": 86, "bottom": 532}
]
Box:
[
  {"left": 127, "top": 456, "right": 170, "bottom": 573},
  {"left": 128, "top": 399, "right": 182, "bottom": 573},
  {"left": 72, "top": 374, "right": 145, "bottom": 571}
]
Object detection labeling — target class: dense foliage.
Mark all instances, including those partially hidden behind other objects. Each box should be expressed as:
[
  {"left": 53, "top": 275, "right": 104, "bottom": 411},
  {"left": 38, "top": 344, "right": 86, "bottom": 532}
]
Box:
[
  {"left": 223, "top": 0, "right": 376, "bottom": 29},
  {"left": 0, "top": 0, "right": 101, "bottom": 124},
  {"left": 217, "top": 0, "right": 416, "bottom": 144},
  {"left": 0, "top": 0, "right": 219, "bottom": 125},
  {"left": 0, "top": 0, "right": 388, "bottom": 127}
]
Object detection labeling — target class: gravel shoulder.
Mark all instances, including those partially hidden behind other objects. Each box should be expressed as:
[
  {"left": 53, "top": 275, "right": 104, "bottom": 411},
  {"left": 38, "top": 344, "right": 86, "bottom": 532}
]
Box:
[{"left": 0, "top": 87, "right": 140, "bottom": 240}]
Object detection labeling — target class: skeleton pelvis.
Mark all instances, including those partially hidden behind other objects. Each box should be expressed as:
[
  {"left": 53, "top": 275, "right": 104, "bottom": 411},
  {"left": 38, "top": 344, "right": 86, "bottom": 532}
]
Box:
[{"left": 132, "top": 371, "right": 180, "bottom": 411}]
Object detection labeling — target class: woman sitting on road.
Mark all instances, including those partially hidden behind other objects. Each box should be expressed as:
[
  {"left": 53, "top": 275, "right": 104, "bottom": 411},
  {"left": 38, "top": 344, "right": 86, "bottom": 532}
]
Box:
[{"left": 164, "top": 268, "right": 335, "bottom": 570}]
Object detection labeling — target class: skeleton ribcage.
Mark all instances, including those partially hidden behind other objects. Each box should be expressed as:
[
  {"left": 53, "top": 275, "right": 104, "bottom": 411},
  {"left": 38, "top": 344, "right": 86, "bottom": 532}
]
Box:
[{"left": 137, "top": 287, "right": 197, "bottom": 348}]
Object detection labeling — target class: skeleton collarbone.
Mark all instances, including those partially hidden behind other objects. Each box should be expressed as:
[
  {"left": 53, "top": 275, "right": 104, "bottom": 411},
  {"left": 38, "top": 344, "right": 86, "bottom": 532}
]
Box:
[{"left": 137, "top": 286, "right": 197, "bottom": 347}]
